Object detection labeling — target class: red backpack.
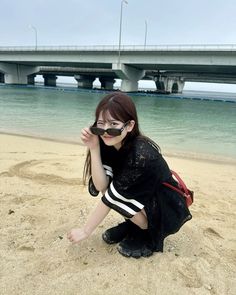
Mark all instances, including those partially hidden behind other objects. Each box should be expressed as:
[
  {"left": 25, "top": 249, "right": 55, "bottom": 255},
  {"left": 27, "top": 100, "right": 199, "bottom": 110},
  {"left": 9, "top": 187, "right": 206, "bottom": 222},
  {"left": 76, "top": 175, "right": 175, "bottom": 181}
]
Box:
[{"left": 163, "top": 170, "right": 194, "bottom": 207}]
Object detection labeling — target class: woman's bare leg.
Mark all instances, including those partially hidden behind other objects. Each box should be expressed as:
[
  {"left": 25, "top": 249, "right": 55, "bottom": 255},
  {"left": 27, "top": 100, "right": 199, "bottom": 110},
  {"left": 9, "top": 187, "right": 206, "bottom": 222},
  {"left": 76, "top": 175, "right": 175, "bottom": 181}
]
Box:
[{"left": 130, "top": 209, "right": 148, "bottom": 229}]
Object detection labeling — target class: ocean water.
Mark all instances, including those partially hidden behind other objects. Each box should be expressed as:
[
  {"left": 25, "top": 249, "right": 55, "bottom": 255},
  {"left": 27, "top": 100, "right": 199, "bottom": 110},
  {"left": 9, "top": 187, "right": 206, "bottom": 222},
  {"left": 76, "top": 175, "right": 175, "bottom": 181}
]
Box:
[{"left": 0, "top": 85, "right": 235, "bottom": 161}]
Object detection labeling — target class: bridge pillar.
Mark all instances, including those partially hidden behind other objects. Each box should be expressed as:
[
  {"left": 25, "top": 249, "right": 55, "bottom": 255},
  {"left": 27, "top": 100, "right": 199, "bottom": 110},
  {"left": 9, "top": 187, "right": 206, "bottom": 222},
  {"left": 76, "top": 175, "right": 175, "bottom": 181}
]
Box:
[
  {"left": 154, "top": 79, "right": 165, "bottom": 92},
  {"left": 164, "top": 78, "right": 175, "bottom": 93},
  {"left": 0, "top": 62, "right": 39, "bottom": 84},
  {"left": 0, "top": 72, "right": 4, "bottom": 83},
  {"left": 99, "top": 76, "right": 115, "bottom": 90},
  {"left": 43, "top": 74, "right": 57, "bottom": 87},
  {"left": 74, "top": 75, "right": 95, "bottom": 89},
  {"left": 28, "top": 74, "right": 36, "bottom": 85},
  {"left": 169, "top": 78, "right": 185, "bottom": 93},
  {"left": 112, "top": 63, "right": 145, "bottom": 92},
  {"left": 154, "top": 76, "right": 185, "bottom": 93},
  {"left": 176, "top": 79, "right": 185, "bottom": 93}
]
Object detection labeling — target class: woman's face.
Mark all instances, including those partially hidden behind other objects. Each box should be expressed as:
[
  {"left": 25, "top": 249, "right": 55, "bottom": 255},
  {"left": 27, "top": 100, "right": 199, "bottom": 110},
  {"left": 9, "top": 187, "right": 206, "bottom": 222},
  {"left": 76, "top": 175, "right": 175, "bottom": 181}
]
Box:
[{"left": 97, "top": 111, "right": 134, "bottom": 150}]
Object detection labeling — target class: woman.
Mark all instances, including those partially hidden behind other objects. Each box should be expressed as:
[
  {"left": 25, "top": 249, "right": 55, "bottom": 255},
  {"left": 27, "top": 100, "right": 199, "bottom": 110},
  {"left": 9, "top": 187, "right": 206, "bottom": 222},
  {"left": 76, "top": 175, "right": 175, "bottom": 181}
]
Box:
[{"left": 67, "top": 92, "right": 192, "bottom": 258}]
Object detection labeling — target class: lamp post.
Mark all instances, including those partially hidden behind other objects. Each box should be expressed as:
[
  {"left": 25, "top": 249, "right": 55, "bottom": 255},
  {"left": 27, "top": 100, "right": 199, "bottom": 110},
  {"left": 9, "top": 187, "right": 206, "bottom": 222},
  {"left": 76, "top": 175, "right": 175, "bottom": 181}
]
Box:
[
  {"left": 118, "top": 0, "right": 128, "bottom": 64},
  {"left": 29, "top": 25, "right": 38, "bottom": 50},
  {"left": 144, "top": 20, "right": 147, "bottom": 49}
]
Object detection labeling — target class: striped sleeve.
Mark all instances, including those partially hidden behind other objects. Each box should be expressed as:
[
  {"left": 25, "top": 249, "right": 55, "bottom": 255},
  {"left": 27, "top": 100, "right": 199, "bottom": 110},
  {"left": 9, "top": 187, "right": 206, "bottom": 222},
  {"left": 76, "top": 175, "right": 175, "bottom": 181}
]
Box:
[
  {"left": 103, "top": 164, "right": 113, "bottom": 178},
  {"left": 88, "top": 164, "right": 113, "bottom": 196},
  {"left": 101, "top": 181, "right": 144, "bottom": 218}
]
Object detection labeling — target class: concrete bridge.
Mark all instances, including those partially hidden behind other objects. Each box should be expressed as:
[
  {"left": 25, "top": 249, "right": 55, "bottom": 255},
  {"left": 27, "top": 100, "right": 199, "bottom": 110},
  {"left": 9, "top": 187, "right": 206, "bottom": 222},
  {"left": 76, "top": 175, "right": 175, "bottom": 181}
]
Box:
[{"left": 0, "top": 45, "right": 236, "bottom": 93}]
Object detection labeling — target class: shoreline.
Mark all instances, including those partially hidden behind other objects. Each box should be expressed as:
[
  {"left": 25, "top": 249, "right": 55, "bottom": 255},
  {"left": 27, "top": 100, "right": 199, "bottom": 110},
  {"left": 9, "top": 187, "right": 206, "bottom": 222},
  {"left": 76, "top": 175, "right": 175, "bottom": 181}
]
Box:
[
  {"left": 0, "top": 131, "right": 83, "bottom": 146},
  {"left": 1, "top": 131, "right": 236, "bottom": 166}
]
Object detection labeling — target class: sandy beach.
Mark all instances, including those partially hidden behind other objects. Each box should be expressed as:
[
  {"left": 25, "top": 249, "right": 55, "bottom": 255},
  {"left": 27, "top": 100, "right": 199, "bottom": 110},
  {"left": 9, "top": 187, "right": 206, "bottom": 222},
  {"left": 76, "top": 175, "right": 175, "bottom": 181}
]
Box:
[{"left": 0, "top": 133, "right": 235, "bottom": 295}]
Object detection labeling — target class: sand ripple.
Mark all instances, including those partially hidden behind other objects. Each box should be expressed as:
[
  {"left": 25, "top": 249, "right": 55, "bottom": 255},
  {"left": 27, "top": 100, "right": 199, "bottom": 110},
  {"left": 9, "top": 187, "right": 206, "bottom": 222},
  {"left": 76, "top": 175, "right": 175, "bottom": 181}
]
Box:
[{"left": 1, "top": 160, "right": 83, "bottom": 185}]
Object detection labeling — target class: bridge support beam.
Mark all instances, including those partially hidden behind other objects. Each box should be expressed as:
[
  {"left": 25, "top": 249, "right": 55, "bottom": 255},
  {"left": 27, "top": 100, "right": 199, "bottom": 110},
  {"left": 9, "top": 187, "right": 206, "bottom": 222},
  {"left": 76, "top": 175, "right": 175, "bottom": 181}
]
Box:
[
  {"left": 43, "top": 74, "right": 57, "bottom": 87},
  {"left": 154, "top": 76, "right": 185, "bottom": 93},
  {"left": 99, "top": 76, "right": 115, "bottom": 90},
  {"left": 112, "top": 63, "right": 145, "bottom": 92},
  {"left": 0, "top": 63, "right": 39, "bottom": 85},
  {"left": 74, "top": 75, "right": 95, "bottom": 89}
]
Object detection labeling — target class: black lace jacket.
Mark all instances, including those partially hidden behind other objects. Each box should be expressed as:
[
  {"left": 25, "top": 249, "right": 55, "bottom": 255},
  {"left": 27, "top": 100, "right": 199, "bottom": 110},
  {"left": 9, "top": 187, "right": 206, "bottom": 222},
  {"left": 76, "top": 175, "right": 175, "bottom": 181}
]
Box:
[{"left": 89, "top": 136, "right": 192, "bottom": 248}]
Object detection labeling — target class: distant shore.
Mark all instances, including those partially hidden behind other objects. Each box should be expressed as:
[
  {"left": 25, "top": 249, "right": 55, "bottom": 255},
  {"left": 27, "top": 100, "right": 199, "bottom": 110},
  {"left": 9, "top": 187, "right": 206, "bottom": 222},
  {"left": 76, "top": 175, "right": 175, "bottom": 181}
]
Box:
[
  {"left": 1, "top": 131, "right": 236, "bottom": 165},
  {"left": 1, "top": 82, "right": 236, "bottom": 103}
]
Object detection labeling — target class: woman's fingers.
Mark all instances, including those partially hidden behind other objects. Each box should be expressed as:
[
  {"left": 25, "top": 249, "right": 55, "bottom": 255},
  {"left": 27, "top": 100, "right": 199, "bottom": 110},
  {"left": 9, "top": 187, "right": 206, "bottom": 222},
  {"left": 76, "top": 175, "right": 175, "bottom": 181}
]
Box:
[
  {"left": 67, "top": 228, "right": 88, "bottom": 244},
  {"left": 80, "top": 126, "right": 99, "bottom": 149},
  {"left": 81, "top": 128, "right": 92, "bottom": 142},
  {"left": 81, "top": 127, "right": 94, "bottom": 139},
  {"left": 67, "top": 231, "right": 76, "bottom": 243},
  {"left": 81, "top": 127, "right": 91, "bottom": 135}
]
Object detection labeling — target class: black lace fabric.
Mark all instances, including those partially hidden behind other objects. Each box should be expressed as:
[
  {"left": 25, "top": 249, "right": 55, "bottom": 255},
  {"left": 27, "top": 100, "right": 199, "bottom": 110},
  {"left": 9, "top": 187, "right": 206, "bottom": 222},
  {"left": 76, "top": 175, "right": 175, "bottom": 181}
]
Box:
[{"left": 91, "top": 137, "right": 192, "bottom": 250}]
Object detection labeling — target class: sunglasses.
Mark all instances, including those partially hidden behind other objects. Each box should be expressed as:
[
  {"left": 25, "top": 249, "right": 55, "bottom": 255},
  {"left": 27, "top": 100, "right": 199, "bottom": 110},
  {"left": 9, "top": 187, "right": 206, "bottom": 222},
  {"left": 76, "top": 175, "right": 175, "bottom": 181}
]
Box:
[{"left": 90, "top": 121, "right": 130, "bottom": 137}]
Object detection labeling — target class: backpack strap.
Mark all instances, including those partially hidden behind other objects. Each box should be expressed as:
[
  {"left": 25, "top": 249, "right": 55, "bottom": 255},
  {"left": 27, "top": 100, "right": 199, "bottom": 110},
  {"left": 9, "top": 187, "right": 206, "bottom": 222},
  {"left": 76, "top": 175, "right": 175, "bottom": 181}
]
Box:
[{"left": 163, "top": 170, "right": 194, "bottom": 207}]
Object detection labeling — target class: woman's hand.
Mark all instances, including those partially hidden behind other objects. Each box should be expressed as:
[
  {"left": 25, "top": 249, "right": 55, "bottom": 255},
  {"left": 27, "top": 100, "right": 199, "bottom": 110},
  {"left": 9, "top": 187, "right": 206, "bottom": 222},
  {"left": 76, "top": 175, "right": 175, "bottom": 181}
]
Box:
[
  {"left": 67, "top": 202, "right": 111, "bottom": 246},
  {"left": 81, "top": 127, "right": 99, "bottom": 150},
  {"left": 67, "top": 228, "right": 90, "bottom": 244}
]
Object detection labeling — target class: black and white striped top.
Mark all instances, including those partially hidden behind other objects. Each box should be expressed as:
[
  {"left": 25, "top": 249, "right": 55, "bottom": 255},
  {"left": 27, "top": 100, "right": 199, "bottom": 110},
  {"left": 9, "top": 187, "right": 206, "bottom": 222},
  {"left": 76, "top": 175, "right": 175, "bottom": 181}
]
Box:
[{"left": 99, "top": 137, "right": 171, "bottom": 218}]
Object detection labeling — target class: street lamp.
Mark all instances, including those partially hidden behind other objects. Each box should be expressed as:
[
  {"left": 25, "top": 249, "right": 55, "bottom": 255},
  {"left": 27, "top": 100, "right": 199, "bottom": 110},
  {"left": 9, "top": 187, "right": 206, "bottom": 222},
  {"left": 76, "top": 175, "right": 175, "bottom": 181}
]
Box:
[
  {"left": 29, "top": 25, "right": 38, "bottom": 50},
  {"left": 144, "top": 20, "right": 147, "bottom": 49},
  {"left": 118, "top": 0, "right": 128, "bottom": 64}
]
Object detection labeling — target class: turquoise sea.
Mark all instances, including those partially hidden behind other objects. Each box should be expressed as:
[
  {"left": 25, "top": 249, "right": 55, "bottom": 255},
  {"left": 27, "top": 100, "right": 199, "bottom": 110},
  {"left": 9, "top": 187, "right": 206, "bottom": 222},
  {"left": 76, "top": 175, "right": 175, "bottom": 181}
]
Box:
[{"left": 0, "top": 84, "right": 236, "bottom": 161}]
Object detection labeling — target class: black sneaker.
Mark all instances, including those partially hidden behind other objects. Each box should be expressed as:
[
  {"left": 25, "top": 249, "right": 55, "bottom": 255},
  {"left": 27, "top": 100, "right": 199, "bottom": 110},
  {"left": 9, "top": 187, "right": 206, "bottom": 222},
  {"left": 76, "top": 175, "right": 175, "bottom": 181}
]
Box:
[
  {"left": 117, "top": 229, "right": 153, "bottom": 258},
  {"left": 102, "top": 221, "right": 131, "bottom": 244}
]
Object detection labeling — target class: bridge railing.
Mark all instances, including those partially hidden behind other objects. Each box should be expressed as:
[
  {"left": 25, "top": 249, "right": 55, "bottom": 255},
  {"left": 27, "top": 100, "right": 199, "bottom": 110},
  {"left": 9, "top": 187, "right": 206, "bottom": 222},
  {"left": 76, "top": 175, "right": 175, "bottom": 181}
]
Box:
[{"left": 0, "top": 44, "right": 236, "bottom": 51}]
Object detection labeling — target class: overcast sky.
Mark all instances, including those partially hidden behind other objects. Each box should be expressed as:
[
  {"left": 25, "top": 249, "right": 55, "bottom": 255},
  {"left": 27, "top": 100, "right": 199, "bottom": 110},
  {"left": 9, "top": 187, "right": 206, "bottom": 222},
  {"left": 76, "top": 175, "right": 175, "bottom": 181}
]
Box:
[{"left": 1, "top": 0, "right": 236, "bottom": 92}]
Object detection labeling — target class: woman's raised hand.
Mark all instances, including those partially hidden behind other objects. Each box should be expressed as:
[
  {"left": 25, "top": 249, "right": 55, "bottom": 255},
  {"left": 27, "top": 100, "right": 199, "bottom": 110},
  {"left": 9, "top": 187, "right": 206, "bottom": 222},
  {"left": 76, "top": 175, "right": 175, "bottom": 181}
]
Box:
[{"left": 81, "top": 127, "right": 99, "bottom": 150}]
